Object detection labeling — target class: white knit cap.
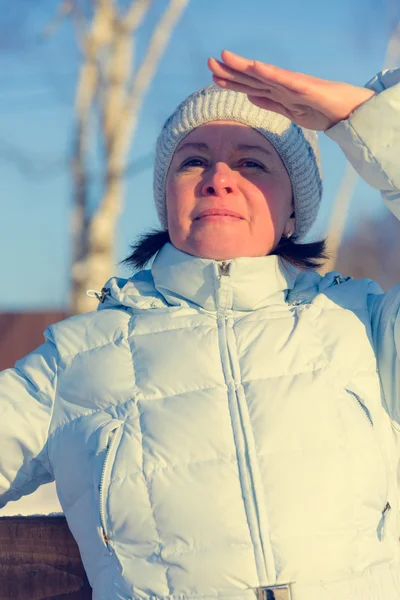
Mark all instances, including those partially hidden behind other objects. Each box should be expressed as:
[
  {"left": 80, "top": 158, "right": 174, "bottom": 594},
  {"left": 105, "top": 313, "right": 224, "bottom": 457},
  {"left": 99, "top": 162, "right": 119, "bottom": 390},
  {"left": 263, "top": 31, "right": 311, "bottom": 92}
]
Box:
[{"left": 153, "top": 84, "right": 323, "bottom": 241}]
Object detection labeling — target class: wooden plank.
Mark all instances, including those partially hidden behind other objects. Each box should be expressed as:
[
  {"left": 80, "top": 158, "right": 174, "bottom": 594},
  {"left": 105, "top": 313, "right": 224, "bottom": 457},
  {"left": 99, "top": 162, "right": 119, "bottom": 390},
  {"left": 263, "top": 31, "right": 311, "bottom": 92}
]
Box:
[{"left": 0, "top": 516, "right": 92, "bottom": 599}]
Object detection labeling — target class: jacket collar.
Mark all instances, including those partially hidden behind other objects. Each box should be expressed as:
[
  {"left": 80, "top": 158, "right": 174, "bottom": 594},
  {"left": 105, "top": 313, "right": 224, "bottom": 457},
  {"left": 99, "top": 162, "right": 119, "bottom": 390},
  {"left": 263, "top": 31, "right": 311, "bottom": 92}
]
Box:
[{"left": 151, "top": 243, "right": 297, "bottom": 312}]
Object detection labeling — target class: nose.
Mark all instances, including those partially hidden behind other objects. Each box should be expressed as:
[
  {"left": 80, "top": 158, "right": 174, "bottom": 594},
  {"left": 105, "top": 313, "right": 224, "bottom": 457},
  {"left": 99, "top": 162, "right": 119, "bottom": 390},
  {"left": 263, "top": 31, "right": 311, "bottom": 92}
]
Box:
[{"left": 201, "top": 163, "right": 238, "bottom": 197}]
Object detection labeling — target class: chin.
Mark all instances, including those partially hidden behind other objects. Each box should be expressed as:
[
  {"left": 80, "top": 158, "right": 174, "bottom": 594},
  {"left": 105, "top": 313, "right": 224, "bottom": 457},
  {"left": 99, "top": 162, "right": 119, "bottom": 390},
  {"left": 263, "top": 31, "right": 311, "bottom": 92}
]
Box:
[
  {"left": 175, "top": 231, "right": 273, "bottom": 260},
  {"left": 189, "top": 241, "right": 249, "bottom": 260}
]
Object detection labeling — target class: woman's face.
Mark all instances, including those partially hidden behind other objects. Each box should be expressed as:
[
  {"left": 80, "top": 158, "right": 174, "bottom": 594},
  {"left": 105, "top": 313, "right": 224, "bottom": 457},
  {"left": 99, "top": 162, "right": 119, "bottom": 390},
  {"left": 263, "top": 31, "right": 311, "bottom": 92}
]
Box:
[{"left": 165, "top": 121, "right": 295, "bottom": 260}]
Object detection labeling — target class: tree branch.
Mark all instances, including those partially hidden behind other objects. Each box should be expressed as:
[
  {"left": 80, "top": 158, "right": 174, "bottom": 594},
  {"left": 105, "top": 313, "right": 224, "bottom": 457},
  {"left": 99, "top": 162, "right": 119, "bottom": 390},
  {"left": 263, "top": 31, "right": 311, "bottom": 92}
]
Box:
[
  {"left": 42, "top": 1, "right": 74, "bottom": 39},
  {"left": 120, "top": 0, "right": 152, "bottom": 33},
  {"left": 106, "top": 0, "right": 189, "bottom": 180}
]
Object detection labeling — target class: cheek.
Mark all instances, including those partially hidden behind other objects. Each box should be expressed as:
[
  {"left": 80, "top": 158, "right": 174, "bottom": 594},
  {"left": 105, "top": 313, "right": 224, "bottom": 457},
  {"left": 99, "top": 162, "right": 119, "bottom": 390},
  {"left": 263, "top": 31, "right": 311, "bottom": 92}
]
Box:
[
  {"left": 166, "top": 175, "right": 196, "bottom": 226},
  {"left": 250, "top": 179, "right": 291, "bottom": 224},
  {"left": 244, "top": 182, "right": 276, "bottom": 215}
]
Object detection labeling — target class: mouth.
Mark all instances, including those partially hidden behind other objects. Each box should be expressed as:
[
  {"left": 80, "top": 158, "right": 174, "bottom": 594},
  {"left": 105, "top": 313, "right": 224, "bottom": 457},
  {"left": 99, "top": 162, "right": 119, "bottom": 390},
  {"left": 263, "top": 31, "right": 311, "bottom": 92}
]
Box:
[{"left": 195, "top": 210, "right": 244, "bottom": 221}]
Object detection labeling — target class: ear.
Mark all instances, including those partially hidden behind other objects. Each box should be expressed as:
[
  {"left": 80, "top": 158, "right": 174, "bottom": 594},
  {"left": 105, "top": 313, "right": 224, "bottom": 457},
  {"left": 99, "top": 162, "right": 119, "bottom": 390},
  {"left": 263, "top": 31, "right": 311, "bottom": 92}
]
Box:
[{"left": 283, "top": 210, "right": 296, "bottom": 238}]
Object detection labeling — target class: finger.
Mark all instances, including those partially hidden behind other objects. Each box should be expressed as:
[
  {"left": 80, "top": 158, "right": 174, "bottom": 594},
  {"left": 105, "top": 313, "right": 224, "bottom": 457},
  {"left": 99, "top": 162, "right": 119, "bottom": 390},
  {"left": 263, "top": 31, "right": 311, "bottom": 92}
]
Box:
[
  {"left": 212, "top": 76, "right": 310, "bottom": 123},
  {"left": 212, "top": 75, "right": 274, "bottom": 98},
  {"left": 251, "top": 62, "right": 307, "bottom": 95},
  {"left": 208, "top": 57, "right": 274, "bottom": 92},
  {"left": 221, "top": 49, "right": 307, "bottom": 95},
  {"left": 247, "top": 94, "right": 293, "bottom": 119},
  {"left": 220, "top": 49, "right": 255, "bottom": 72}
]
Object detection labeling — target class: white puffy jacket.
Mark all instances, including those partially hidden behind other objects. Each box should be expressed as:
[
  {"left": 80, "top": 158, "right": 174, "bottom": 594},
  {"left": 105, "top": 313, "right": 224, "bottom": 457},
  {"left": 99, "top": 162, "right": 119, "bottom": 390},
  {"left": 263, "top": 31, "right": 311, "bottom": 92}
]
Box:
[{"left": 0, "top": 69, "right": 400, "bottom": 600}]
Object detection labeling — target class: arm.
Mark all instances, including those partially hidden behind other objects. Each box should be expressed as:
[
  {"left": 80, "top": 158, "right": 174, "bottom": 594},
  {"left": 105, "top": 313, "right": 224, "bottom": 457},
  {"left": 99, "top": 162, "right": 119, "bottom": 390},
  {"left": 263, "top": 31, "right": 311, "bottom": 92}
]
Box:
[
  {"left": 0, "top": 329, "right": 58, "bottom": 508},
  {"left": 324, "top": 69, "right": 400, "bottom": 425},
  {"left": 367, "top": 285, "right": 400, "bottom": 427},
  {"left": 207, "top": 51, "right": 400, "bottom": 208},
  {"left": 207, "top": 53, "right": 400, "bottom": 423},
  {"left": 324, "top": 68, "right": 400, "bottom": 219}
]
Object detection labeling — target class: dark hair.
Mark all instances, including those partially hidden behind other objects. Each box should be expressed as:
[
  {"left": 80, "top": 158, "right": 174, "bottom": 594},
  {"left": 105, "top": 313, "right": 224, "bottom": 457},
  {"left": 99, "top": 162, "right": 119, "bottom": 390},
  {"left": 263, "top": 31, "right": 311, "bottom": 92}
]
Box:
[{"left": 121, "top": 229, "right": 328, "bottom": 272}]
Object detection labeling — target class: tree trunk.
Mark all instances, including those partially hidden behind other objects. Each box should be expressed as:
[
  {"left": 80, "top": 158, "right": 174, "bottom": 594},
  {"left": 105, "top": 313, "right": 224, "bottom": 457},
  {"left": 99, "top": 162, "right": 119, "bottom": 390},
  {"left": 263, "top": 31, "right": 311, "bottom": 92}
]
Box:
[{"left": 69, "top": 0, "right": 189, "bottom": 314}]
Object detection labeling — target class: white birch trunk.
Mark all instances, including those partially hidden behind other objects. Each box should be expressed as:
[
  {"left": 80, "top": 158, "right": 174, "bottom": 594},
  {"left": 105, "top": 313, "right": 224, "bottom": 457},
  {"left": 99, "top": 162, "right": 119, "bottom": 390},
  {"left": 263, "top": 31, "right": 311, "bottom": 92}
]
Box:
[{"left": 69, "top": 0, "right": 189, "bottom": 314}]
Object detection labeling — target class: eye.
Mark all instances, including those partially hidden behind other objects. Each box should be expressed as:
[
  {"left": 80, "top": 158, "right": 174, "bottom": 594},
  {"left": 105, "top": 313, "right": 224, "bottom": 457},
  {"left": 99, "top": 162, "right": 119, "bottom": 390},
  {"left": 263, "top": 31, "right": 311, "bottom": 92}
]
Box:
[
  {"left": 180, "top": 157, "right": 207, "bottom": 169},
  {"left": 240, "top": 159, "right": 265, "bottom": 169}
]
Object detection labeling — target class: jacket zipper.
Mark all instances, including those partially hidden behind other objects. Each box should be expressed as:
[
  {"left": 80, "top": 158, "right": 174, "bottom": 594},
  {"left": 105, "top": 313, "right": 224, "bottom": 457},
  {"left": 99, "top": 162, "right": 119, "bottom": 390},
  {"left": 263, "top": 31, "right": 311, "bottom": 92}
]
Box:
[
  {"left": 346, "top": 390, "right": 391, "bottom": 539},
  {"left": 219, "top": 261, "right": 230, "bottom": 277},
  {"left": 99, "top": 425, "right": 121, "bottom": 551},
  {"left": 217, "top": 261, "right": 273, "bottom": 584}
]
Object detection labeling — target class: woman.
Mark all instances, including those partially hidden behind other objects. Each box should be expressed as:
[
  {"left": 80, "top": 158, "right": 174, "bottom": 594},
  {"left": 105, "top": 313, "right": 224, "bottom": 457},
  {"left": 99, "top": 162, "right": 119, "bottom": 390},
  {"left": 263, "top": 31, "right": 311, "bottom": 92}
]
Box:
[{"left": 1, "top": 50, "right": 400, "bottom": 600}]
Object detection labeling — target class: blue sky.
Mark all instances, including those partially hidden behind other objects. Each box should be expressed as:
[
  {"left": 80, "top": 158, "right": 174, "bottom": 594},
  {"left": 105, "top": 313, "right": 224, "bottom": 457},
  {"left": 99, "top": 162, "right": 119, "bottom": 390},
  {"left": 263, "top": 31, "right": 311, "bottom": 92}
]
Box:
[{"left": 0, "top": 0, "right": 398, "bottom": 309}]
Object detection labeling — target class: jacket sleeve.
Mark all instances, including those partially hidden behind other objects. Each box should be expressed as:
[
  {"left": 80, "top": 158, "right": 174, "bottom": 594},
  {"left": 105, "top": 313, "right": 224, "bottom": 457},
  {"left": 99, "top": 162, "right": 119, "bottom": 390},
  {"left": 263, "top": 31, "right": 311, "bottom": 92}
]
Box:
[
  {"left": 324, "top": 67, "right": 400, "bottom": 218},
  {"left": 0, "top": 329, "right": 58, "bottom": 509},
  {"left": 325, "top": 69, "right": 400, "bottom": 426}
]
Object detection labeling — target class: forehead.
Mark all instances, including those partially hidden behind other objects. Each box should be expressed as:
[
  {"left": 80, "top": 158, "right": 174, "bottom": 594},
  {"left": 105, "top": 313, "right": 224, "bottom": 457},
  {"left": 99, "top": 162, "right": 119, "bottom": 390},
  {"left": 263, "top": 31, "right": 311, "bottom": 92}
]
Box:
[{"left": 175, "top": 121, "right": 279, "bottom": 157}]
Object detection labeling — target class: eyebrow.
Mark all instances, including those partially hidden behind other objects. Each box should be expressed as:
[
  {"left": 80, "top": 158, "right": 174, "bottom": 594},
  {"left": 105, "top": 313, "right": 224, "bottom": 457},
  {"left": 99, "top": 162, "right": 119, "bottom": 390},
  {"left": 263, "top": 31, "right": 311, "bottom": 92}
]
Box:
[
  {"left": 175, "top": 141, "right": 274, "bottom": 158},
  {"left": 175, "top": 142, "right": 209, "bottom": 154},
  {"left": 236, "top": 144, "right": 274, "bottom": 158}
]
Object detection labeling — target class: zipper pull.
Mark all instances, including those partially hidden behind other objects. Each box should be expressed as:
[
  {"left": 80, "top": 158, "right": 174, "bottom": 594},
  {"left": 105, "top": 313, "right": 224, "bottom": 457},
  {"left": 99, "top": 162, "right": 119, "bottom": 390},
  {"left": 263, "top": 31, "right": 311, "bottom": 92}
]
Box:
[
  {"left": 383, "top": 501, "right": 391, "bottom": 515},
  {"left": 218, "top": 261, "right": 231, "bottom": 277},
  {"left": 102, "top": 529, "right": 109, "bottom": 544},
  {"left": 102, "top": 528, "right": 113, "bottom": 555}
]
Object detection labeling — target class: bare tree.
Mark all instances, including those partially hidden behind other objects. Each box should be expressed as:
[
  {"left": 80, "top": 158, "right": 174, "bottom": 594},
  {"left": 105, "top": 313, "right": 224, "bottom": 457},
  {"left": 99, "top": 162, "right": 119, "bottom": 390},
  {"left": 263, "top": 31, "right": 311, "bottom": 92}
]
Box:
[{"left": 53, "top": 0, "right": 189, "bottom": 313}]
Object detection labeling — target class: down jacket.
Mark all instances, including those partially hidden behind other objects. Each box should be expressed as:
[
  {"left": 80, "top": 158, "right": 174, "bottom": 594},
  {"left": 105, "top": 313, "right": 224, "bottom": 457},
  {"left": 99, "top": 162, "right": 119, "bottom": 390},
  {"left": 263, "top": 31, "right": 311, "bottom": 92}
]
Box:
[{"left": 1, "top": 69, "right": 400, "bottom": 600}]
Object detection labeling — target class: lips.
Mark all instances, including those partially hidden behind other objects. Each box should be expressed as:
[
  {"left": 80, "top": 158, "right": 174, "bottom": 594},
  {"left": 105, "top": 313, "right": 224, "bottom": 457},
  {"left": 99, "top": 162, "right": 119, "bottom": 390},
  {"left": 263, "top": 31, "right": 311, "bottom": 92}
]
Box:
[{"left": 195, "top": 209, "right": 244, "bottom": 220}]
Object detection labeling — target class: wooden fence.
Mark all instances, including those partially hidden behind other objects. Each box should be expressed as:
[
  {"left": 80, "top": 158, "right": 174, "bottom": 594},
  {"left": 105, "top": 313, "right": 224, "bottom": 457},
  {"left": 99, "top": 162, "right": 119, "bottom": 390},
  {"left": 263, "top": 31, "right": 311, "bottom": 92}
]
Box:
[{"left": 0, "top": 516, "right": 91, "bottom": 599}]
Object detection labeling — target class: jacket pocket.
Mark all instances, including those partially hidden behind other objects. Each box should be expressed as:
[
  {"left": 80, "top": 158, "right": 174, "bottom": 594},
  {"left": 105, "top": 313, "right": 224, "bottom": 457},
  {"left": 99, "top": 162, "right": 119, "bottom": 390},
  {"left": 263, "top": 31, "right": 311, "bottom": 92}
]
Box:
[
  {"left": 97, "top": 419, "right": 124, "bottom": 553},
  {"left": 345, "top": 389, "right": 391, "bottom": 539}
]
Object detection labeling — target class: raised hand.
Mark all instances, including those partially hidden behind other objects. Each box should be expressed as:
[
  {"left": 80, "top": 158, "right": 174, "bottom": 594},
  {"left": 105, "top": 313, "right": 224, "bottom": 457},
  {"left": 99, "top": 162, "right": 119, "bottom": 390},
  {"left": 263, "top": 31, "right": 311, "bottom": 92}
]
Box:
[{"left": 208, "top": 50, "right": 376, "bottom": 131}]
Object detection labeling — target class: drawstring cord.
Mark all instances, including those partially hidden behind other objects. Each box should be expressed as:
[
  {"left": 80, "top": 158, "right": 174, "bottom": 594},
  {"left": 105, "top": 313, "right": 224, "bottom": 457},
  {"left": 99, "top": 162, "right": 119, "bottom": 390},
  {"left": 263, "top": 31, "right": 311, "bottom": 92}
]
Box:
[{"left": 86, "top": 287, "right": 110, "bottom": 303}]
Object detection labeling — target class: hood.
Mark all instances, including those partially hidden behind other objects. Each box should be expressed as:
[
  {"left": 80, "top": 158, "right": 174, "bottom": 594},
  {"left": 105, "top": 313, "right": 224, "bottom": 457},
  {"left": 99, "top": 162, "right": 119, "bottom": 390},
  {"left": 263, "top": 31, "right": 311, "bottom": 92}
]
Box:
[
  {"left": 90, "top": 244, "right": 359, "bottom": 314},
  {"left": 93, "top": 269, "right": 168, "bottom": 312}
]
